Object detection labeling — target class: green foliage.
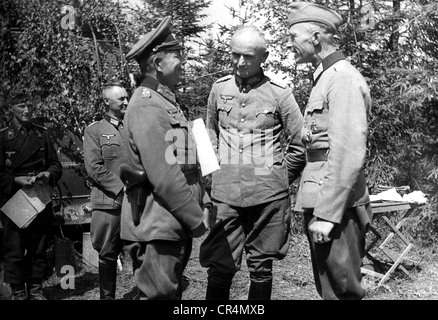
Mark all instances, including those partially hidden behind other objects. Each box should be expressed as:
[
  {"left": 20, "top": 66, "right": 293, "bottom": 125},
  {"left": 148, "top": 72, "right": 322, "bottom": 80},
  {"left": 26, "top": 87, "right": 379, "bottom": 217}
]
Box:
[
  {"left": 0, "top": 0, "right": 212, "bottom": 159},
  {"left": 1, "top": 0, "right": 437, "bottom": 244}
]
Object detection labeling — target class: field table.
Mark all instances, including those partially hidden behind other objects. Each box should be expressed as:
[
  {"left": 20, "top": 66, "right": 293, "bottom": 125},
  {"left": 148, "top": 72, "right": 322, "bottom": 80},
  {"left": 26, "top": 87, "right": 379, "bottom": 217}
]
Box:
[{"left": 361, "top": 201, "right": 424, "bottom": 286}]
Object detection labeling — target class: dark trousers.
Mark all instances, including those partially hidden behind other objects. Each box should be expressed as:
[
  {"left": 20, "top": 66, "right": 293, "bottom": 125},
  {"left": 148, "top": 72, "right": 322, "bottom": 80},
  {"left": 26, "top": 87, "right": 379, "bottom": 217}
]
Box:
[
  {"left": 90, "top": 209, "right": 122, "bottom": 263},
  {"left": 304, "top": 208, "right": 366, "bottom": 300},
  {"left": 200, "top": 197, "right": 291, "bottom": 286},
  {"left": 0, "top": 208, "right": 52, "bottom": 285},
  {"left": 125, "top": 239, "right": 192, "bottom": 300}
]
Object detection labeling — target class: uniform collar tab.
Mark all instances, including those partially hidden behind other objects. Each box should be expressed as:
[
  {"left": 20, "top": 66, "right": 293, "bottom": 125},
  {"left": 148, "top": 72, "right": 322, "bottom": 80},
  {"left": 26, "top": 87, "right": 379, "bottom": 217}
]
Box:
[
  {"left": 104, "top": 114, "right": 122, "bottom": 128},
  {"left": 313, "top": 51, "right": 345, "bottom": 85},
  {"left": 235, "top": 69, "right": 265, "bottom": 93},
  {"left": 141, "top": 75, "right": 176, "bottom": 103}
]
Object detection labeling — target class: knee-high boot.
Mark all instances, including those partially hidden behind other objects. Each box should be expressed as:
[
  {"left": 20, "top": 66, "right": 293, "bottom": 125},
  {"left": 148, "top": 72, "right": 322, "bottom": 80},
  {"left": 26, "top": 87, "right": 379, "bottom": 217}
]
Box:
[
  {"left": 99, "top": 260, "right": 117, "bottom": 300},
  {"left": 205, "top": 282, "right": 231, "bottom": 300},
  {"left": 248, "top": 280, "right": 272, "bottom": 300}
]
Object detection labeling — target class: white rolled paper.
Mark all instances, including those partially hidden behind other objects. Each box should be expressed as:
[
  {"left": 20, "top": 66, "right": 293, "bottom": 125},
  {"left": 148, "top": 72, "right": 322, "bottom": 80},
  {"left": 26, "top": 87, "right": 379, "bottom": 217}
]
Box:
[{"left": 191, "top": 118, "right": 220, "bottom": 176}]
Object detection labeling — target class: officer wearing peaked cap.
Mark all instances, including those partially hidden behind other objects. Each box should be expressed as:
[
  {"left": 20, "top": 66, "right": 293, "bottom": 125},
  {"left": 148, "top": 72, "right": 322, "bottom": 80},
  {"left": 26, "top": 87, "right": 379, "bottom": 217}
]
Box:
[
  {"left": 0, "top": 88, "right": 62, "bottom": 300},
  {"left": 121, "top": 17, "right": 211, "bottom": 300},
  {"left": 287, "top": 3, "right": 372, "bottom": 300}
]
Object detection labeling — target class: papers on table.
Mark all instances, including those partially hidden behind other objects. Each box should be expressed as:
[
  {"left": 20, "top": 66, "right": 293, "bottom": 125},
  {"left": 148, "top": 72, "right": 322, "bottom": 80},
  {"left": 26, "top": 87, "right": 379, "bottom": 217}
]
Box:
[
  {"left": 1, "top": 184, "right": 54, "bottom": 228},
  {"left": 370, "top": 188, "right": 428, "bottom": 205}
]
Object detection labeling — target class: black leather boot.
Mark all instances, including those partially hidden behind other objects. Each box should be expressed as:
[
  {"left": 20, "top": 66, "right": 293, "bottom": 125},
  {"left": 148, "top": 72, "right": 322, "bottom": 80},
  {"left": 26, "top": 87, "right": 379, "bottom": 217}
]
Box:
[
  {"left": 27, "top": 282, "right": 47, "bottom": 300},
  {"left": 248, "top": 280, "right": 272, "bottom": 300},
  {"left": 11, "top": 283, "right": 28, "bottom": 300},
  {"left": 205, "top": 282, "right": 231, "bottom": 300},
  {"left": 99, "top": 260, "right": 117, "bottom": 300}
]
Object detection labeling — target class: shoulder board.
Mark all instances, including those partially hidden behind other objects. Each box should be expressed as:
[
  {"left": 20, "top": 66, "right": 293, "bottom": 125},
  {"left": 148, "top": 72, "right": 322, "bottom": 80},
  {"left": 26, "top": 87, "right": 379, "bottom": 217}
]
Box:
[
  {"left": 87, "top": 121, "right": 99, "bottom": 127},
  {"left": 268, "top": 78, "right": 288, "bottom": 89},
  {"left": 215, "top": 75, "right": 233, "bottom": 84},
  {"left": 0, "top": 127, "right": 7, "bottom": 133},
  {"left": 33, "top": 123, "right": 48, "bottom": 130}
]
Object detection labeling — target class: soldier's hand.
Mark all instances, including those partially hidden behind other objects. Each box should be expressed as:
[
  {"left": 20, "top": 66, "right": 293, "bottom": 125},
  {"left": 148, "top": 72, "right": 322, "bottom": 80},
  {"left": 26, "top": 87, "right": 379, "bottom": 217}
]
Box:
[
  {"left": 14, "top": 176, "right": 34, "bottom": 187},
  {"left": 191, "top": 211, "right": 210, "bottom": 238},
  {"left": 35, "top": 171, "right": 51, "bottom": 185},
  {"left": 309, "top": 219, "right": 335, "bottom": 244}
]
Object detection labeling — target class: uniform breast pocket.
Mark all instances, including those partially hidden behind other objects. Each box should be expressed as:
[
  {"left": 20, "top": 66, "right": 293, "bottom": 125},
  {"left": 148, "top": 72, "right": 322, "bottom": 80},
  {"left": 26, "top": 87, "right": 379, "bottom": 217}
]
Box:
[
  {"left": 167, "top": 113, "right": 190, "bottom": 154},
  {"left": 100, "top": 138, "right": 120, "bottom": 160},
  {"left": 305, "top": 101, "right": 328, "bottom": 133},
  {"left": 255, "top": 106, "right": 276, "bottom": 130},
  {"left": 217, "top": 103, "right": 233, "bottom": 128}
]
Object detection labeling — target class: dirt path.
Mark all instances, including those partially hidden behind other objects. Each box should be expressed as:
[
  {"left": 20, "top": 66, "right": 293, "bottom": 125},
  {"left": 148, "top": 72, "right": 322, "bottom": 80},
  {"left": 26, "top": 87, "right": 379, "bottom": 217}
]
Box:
[{"left": 1, "top": 233, "right": 437, "bottom": 300}]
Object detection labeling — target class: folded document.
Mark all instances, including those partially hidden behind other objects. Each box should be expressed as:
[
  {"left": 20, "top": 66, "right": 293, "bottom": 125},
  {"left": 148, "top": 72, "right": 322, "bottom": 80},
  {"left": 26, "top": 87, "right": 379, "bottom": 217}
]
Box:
[{"left": 1, "top": 185, "right": 54, "bottom": 228}]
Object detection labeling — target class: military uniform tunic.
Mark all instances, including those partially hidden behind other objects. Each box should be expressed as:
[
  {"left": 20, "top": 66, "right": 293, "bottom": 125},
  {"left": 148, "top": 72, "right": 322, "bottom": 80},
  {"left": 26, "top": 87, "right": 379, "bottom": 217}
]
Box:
[
  {"left": 121, "top": 75, "right": 209, "bottom": 299},
  {"left": 200, "top": 71, "right": 306, "bottom": 286},
  {"left": 120, "top": 76, "right": 208, "bottom": 242},
  {"left": 206, "top": 72, "right": 306, "bottom": 207},
  {"left": 296, "top": 51, "right": 372, "bottom": 300},
  {"left": 0, "top": 118, "right": 62, "bottom": 285},
  {"left": 83, "top": 114, "right": 128, "bottom": 262}
]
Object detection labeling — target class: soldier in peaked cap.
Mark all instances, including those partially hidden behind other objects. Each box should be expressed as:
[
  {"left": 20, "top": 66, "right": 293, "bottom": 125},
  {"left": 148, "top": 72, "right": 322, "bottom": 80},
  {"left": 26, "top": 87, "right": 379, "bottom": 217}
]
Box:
[
  {"left": 287, "top": 3, "right": 372, "bottom": 300},
  {"left": 0, "top": 88, "right": 62, "bottom": 300},
  {"left": 121, "top": 17, "right": 210, "bottom": 300}
]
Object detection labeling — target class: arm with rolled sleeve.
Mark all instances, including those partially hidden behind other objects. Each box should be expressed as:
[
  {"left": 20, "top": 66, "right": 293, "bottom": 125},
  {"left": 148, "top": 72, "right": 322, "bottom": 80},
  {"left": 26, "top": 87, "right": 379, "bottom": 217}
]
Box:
[
  {"left": 83, "top": 126, "right": 124, "bottom": 197},
  {"left": 129, "top": 103, "right": 204, "bottom": 233},
  {"left": 313, "top": 70, "right": 370, "bottom": 224},
  {"left": 280, "top": 89, "right": 306, "bottom": 183}
]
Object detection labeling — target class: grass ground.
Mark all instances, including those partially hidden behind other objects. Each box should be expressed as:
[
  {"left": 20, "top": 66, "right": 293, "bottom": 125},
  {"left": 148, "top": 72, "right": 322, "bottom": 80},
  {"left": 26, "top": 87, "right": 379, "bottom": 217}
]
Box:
[{"left": 1, "top": 230, "right": 437, "bottom": 300}]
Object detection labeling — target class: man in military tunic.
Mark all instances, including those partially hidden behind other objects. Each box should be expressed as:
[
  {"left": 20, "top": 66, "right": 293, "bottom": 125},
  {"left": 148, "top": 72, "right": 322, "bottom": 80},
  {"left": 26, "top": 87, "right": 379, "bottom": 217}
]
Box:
[
  {"left": 199, "top": 26, "right": 306, "bottom": 300},
  {"left": 0, "top": 89, "right": 62, "bottom": 300},
  {"left": 287, "top": 3, "right": 372, "bottom": 300},
  {"left": 121, "top": 17, "right": 210, "bottom": 300},
  {"left": 83, "top": 82, "right": 129, "bottom": 300}
]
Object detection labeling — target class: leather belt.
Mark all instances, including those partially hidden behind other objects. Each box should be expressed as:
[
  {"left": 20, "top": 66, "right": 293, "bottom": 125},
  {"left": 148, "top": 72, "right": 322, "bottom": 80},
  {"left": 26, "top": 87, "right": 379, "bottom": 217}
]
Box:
[{"left": 307, "top": 149, "right": 329, "bottom": 162}]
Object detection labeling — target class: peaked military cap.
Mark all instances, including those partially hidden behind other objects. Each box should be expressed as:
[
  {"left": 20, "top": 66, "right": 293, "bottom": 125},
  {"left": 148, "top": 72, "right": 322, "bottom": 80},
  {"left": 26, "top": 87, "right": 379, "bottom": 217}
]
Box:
[
  {"left": 7, "top": 88, "right": 31, "bottom": 106},
  {"left": 287, "top": 2, "right": 343, "bottom": 31},
  {"left": 125, "top": 16, "right": 184, "bottom": 63}
]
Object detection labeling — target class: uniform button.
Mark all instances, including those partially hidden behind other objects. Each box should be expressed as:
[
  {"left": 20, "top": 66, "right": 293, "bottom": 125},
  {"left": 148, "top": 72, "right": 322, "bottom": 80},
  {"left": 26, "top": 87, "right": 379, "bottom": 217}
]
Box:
[
  {"left": 242, "top": 103, "right": 246, "bottom": 108},
  {"left": 239, "top": 133, "right": 244, "bottom": 138},
  {"left": 240, "top": 118, "right": 245, "bottom": 122},
  {"left": 239, "top": 149, "right": 243, "bottom": 153}
]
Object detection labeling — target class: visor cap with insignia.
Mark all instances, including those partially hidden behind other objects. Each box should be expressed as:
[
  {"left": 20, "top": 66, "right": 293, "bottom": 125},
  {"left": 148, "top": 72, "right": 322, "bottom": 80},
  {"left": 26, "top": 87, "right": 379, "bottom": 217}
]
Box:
[
  {"left": 125, "top": 16, "right": 184, "bottom": 63},
  {"left": 7, "top": 88, "right": 32, "bottom": 107},
  {"left": 287, "top": 2, "right": 343, "bottom": 31}
]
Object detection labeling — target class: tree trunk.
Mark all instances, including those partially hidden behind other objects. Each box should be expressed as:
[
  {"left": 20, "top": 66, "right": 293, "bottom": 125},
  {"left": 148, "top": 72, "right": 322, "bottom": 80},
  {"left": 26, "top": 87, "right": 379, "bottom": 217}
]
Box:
[{"left": 390, "top": 0, "right": 401, "bottom": 51}]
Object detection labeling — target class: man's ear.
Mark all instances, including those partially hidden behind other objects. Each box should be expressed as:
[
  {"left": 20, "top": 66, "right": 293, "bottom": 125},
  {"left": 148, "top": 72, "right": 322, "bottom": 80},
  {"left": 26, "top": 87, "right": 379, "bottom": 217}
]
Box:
[
  {"left": 153, "top": 56, "right": 163, "bottom": 72},
  {"left": 262, "top": 50, "right": 269, "bottom": 63},
  {"left": 103, "top": 97, "right": 109, "bottom": 106},
  {"left": 312, "top": 31, "right": 321, "bottom": 46}
]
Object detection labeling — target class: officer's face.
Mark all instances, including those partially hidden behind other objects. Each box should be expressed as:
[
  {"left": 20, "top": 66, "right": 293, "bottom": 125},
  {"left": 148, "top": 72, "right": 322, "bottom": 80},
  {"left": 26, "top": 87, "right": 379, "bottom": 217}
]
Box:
[
  {"left": 158, "top": 50, "right": 185, "bottom": 89},
  {"left": 287, "top": 23, "right": 317, "bottom": 65},
  {"left": 231, "top": 36, "right": 268, "bottom": 79},
  {"left": 105, "top": 87, "right": 129, "bottom": 118},
  {"left": 11, "top": 102, "right": 34, "bottom": 123}
]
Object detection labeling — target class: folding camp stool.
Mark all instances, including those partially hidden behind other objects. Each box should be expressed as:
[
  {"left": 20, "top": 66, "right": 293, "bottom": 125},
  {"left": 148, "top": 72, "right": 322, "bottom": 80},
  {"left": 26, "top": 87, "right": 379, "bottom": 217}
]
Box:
[{"left": 361, "top": 201, "right": 423, "bottom": 286}]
